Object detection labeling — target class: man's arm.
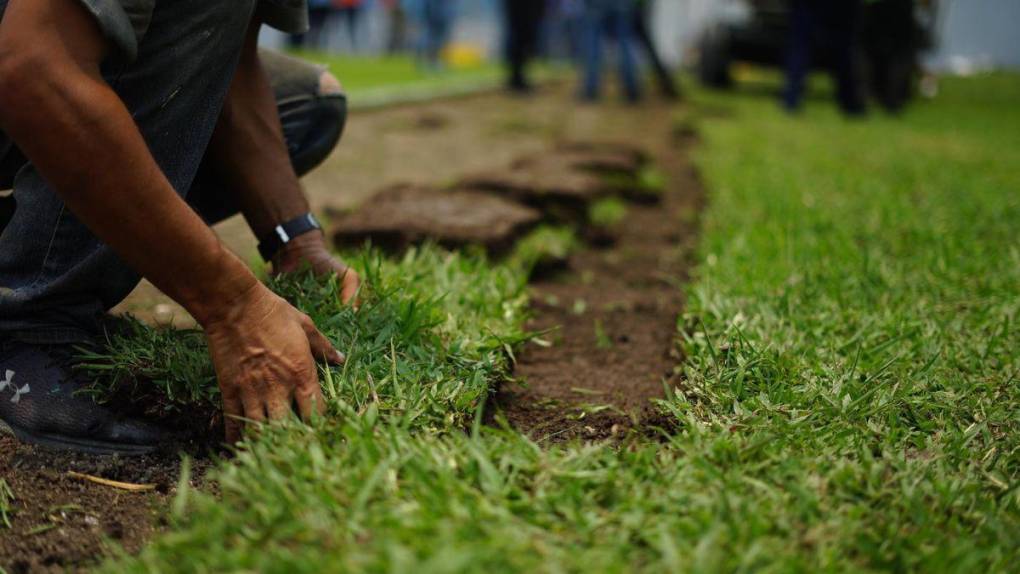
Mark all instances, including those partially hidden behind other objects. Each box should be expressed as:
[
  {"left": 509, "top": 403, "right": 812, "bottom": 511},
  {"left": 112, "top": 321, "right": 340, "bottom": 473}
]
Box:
[
  {"left": 0, "top": 0, "right": 342, "bottom": 441},
  {"left": 206, "top": 19, "right": 360, "bottom": 304}
]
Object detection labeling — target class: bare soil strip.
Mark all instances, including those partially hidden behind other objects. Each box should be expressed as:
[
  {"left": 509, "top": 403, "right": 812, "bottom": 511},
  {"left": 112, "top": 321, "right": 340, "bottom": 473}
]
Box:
[
  {"left": 0, "top": 436, "right": 213, "bottom": 573},
  {"left": 491, "top": 145, "right": 702, "bottom": 442}
]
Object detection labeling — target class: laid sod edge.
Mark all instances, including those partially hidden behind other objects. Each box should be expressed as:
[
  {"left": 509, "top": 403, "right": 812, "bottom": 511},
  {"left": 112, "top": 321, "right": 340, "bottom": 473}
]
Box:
[
  {"left": 105, "top": 74, "right": 1019, "bottom": 572},
  {"left": 80, "top": 244, "right": 533, "bottom": 431}
]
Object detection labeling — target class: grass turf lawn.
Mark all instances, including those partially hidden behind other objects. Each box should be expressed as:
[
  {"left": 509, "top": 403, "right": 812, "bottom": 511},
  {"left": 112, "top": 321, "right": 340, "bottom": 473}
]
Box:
[
  {"left": 288, "top": 52, "right": 504, "bottom": 106},
  {"left": 99, "top": 74, "right": 1018, "bottom": 572}
]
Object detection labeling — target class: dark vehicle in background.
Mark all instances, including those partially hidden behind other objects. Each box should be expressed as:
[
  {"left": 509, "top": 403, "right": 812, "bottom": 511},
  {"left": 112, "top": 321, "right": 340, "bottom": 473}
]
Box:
[{"left": 698, "top": 0, "right": 937, "bottom": 111}]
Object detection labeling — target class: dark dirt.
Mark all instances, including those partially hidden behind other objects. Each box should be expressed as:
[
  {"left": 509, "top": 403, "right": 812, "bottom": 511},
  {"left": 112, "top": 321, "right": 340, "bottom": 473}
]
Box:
[
  {"left": 330, "top": 183, "right": 542, "bottom": 254},
  {"left": 0, "top": 435, "right": 212, "bottom": 573},
  {"left": 489, "top": 143, "right": 702, "bottom": 443}
]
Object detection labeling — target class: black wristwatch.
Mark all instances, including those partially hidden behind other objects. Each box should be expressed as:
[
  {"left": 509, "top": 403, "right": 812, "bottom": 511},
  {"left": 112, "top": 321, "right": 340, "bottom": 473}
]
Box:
[{"left": 257, "top": 213, "right": 323, "bottom": 262}]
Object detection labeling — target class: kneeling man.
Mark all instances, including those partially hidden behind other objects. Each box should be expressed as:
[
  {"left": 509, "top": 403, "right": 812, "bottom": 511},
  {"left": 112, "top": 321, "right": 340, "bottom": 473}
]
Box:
[{"left": 0, "top": 0, "right": 359, "bottom": 453}]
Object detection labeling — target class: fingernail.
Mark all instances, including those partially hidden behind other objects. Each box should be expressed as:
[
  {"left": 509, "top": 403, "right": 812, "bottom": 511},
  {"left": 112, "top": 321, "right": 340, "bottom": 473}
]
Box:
[{"left": 334, "top": 351, "right": 346, "bottom": 363}]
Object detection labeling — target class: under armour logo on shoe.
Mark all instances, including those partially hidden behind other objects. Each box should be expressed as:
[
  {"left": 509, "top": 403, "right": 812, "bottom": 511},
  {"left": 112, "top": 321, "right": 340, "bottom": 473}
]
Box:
[{"left": 0, "top": 369, "right": 29, "bottom": 403}]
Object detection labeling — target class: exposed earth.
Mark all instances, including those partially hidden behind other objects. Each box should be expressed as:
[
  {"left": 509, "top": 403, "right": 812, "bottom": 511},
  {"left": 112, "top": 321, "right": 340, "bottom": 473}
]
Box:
[
  {"left": 490, "top": 139, "right": 701, "bottom": 442},
  {"left": 0, "top": 84, "right": 701, "bottom": 572}
]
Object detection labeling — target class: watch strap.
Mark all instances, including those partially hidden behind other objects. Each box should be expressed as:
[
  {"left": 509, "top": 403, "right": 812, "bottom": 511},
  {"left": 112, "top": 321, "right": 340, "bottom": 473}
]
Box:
[{"left": 257, "top": 213, "right": 323, "bottom": 262}]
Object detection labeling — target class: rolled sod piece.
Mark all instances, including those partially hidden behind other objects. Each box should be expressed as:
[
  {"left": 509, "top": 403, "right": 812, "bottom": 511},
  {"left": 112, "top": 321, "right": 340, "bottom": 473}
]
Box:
[
  {"left": 456, "top": 157, "right": 613, "bottom": 222},
  {"left": 552, "top": 142, "right": 661, "bottom": 205},
  {"left": 553, "top": 141, "right": 648, "bottom": 175},
  {"left": 331, "top": 184, "right": 541, "bottom": 255},
  {"left": 458, "top": 142, "right": 658, "bottom": 219}
]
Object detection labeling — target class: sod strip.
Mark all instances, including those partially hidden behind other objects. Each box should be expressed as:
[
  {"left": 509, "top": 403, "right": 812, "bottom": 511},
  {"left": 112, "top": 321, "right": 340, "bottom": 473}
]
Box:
[{"left": 104, "top": 75, "right": 1019, "bottom": 572}]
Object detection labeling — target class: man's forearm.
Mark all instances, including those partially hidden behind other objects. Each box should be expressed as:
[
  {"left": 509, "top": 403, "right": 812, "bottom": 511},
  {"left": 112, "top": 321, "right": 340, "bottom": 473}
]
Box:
[
  {"left": 0, "top": 0, "right": 256, "bottom": 325},
  {"left": 206, "top": 20, "right": 310, "bottom": 239}
]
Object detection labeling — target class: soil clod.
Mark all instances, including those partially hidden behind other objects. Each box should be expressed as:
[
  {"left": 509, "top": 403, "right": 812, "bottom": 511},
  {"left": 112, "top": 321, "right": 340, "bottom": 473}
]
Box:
[{"left": 331, "top": 183, "right": 542, "bottom": 254}]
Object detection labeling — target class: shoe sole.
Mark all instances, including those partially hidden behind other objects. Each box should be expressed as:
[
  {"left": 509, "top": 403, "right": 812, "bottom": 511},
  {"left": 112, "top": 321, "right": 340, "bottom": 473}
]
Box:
[{"left": 0, "top": 419, "right": 157, "bottom": 456}]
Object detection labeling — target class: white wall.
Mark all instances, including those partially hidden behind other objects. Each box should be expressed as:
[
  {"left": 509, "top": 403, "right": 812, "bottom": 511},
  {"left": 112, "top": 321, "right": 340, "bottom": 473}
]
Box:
[{"left": 929, "top": 0, "right": 1020, "bottom": 72}]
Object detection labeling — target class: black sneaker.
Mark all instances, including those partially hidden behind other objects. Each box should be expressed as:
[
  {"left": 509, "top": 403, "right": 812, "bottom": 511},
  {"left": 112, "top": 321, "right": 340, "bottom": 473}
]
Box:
[{"left": 0, "top": 340, "right": 167, "bottom": 455}]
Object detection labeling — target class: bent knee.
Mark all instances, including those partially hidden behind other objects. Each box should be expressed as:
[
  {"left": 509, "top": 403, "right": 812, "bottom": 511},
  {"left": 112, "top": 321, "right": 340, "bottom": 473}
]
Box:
[
  {"left": 284, "top": 87, "right": 347, "bottom": 176},
  {"left": 318, "top": 70, "right": 344, "bottom": 97}
]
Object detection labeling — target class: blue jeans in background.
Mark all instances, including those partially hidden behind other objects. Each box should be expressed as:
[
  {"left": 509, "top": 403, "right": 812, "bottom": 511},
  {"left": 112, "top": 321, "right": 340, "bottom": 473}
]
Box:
[
  {"left": 419, "top": 0, "right": 456, "bottom": 68},
  {"left": 580, "top": 0, "right": 640, "bottom": 102}
]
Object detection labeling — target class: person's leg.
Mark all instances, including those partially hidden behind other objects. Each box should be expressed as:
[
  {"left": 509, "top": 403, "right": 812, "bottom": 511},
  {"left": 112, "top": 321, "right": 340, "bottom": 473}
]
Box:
[
  {"left": 387, "top": 4, "right": 407, "bottom": 54},
  {"left": 783, "top": 0, "right": 812, "bottom": 111},
  {"left": 341, "top": 7, "right": 357, "bottom": 52},
  {"left": 434, "top": 4, "right": 454, "bottom": 65},
  {"left": 0, "top": 0, "right": 256, "bottom": 343},
  {"left": 422, "top": 0, "right": 441, "bottom": 67},
  {"left": 520, "top": 0, "right": 544, "bottom": 82},
  {"left": 503, "top": 0, "right": 526, "bottom": 88},
  {"left": 0, "top": 193, "right": 11, "bottom": 232},
  {"left": 0, "top": 0, "right": 255, "bottom": 453},
  {"left": 306, "top": 7, "right": 330, "bottom": 50},
  {"left": 612, "top": 4, "right": 641, "bottom": 102},
  {"left": 0, "top": 136, "right": 22, "bottom": 233},
  {"left": 633, "top": 0, "right": 678, "bottom": 99},
  {"left": 188, "top": 50, "right": 348, "bottom": 224},
  {"left": 580, "top": 3, "right": 603, "bottom": 100},
  {"left": 829, "top": 0, "right": 865, "bottom": 115}
]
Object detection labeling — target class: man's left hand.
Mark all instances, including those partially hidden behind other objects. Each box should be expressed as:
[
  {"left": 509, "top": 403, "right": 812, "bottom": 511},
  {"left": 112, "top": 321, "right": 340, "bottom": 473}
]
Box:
[{"left": 272, "top": 232, "right": 360, "bottom": 305}]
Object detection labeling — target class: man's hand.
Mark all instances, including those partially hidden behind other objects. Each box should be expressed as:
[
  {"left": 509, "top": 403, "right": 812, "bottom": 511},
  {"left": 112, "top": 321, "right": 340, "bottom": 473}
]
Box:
[
  {"left": 0, "top": 1, "right": 348, "bottom": 443},
  {"left": 204, "top": 281, "right": 344, "bottom": 443},
  {"left": 272, "top": 232, "right": 361, "bottom": 305},
  {"left": 205, "top": 19, "right": 361, "bottom": 307}
]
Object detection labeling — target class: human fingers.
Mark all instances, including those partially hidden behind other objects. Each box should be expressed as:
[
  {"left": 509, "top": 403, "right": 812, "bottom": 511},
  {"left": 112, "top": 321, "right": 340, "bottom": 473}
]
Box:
[
  {"left": 265, "top": 384, "right": 293, "bottom": 421},
  {"left": 301, "top": 315, "right": 345, "bottom": 365},
  {"left": 223, "top": 392, "right": 244, "bottom": 444},
  {"left": 241, "top": 388, "right": 267, "bottom": 434},
  {"left": 294, "top": 376, "right": 327, "bottom": 420},
  {"left": 336, "top": 265, "right": 361, "bottom": 307}
]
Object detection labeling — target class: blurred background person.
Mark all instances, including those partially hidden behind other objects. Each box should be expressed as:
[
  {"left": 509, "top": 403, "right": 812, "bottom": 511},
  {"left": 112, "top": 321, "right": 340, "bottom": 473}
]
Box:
[
  {"left": 544, "top": 0, "right": 585, "bottom": 63},
  {"left": 418, "top": 0, "right": 457, "bottom": 68},
  {"left": 290, "top": 0, "right": 336, "bottom": 49},
  {"left": 783, "top": 0, "right": 866, "bottom": 115},
  {"left": 580, "top": 0, "right": 641, "bottom": 102},
  {"left": 336, "top": 0, "right": 366, "bottom": 53},
  {"left": 863, "top": 0, "right": 930, "bottom": 112},
  {"left": 385, "top": 0, "right": 410, "bottom": 54},
  {"left": 504, "top": 0, "right": 546, "bottom": 93},
  {"left": 633, "top": 0, "right": 679, "bottom": 100}
]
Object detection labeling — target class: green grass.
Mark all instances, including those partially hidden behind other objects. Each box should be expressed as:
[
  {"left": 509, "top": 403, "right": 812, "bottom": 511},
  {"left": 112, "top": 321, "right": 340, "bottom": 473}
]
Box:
[
  {"left": 82, "top": 246, "right": 530, "bottom": 430},
  {"left": 588, "top": 196, "right": 629, "bottom": 228},
  {"left": 667, "top": 73, "right": 1020, "bottom": 570},
  {"left": 103, "top": 74, "right": 1019, "bottom": 572},
  {"left": 509, "top": 225, "right": 580, "bottom": 273},
  {"left": 291, "top": 52, "right": 503, "bottom": 107}
]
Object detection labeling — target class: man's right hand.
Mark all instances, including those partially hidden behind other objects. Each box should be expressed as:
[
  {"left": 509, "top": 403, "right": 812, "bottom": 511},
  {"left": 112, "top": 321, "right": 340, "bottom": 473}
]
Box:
[
  {"left": 202, "top": 282, "right": 344, "bottom": 443},
  {"left": 0, "top": 0, "right": 343, "bottom": 444}
]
